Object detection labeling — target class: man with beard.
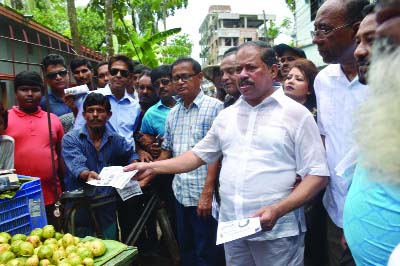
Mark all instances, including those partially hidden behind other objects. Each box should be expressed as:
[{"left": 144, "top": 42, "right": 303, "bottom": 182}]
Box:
[
  {"left": 312, "top": 0, "right": 369, "bottom": 264},
  {"left": 62, "top": 93, "right": 138, "bottom": 239},
  {"left": 70, "top": 58, "right": 96, "bottom": 91},
  {"left": 354, "top": 4, "right": 377, "bottom": 85},
  {"left": 73, "top": 55, "right": 141, "bottom": 148},
  {"left": 343, "top": 1, "right": 400, "bottom": 265},
  {"left": 125, "top": 42, "right": 329, "bottom": 266}
]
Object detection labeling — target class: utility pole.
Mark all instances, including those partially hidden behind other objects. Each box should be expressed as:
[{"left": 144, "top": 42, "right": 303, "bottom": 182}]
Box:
[{"left": 262, "top": 10, "right": 269, "bottom": 45}]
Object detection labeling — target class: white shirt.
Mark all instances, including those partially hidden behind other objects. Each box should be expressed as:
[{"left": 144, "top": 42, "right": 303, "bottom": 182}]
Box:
[
  {"left": 193, "top": 88, "right": 329, "bottom": 240},
  {"left": 314, "top": 64, "right": 369, "bottom": 227},
  {"left": 73, "top": 85, "right": 141, "bottom": 147}
]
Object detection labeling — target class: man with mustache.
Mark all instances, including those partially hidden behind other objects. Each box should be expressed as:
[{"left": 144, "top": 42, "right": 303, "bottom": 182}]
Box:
[
  {"left": 70, "top": 58, "right": 96, "bottom": 91},
  {"left": 125, "top": 42, "right": 329, "bottom": 265},
  {"left": 137, "top": 57, "right": 223, "bottom": 266},
  {"left": 312, "top": 0, "right": 369, "bottom": 264},
  {"left": 343, "top": 1, "right": 400, "bottom": 265},
  {"left": 220, "top": 47, "right": 241, "bottom": 107},
  {"left": 274, "top": 43, "right": 307, "bottom": 80},
  {"left": 62, "top": 93, "right": 139, "bottom": 239}
]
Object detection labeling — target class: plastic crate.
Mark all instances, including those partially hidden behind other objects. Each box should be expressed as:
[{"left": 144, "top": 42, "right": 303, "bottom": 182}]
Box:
[{"left": 0, "top": 175, "right": 47, "bottom": 235}]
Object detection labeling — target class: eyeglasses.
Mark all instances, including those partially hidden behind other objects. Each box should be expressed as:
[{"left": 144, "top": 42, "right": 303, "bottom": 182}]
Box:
[
  {"left": 72, "top": 68, "right": 90, "bottom": 75},
  {"left": 46, "top": 69, "right": 68, "bottom": 80},
  {"left": 310, "top": 23, "right": 352, "bottom": 39},
  {"left": 154, "top": 79, "right": 171, "bottom": 88},
  {"left": 109, "top": 68, "right": 130, "bottom": 78},
  {"left": 171, "top": 73, "right": 198, "bottom": 84}
]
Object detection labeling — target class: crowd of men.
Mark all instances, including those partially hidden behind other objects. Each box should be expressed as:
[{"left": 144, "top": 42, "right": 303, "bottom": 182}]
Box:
[{"left": 0, "top": 0, "right": 399, "bottom": 265}]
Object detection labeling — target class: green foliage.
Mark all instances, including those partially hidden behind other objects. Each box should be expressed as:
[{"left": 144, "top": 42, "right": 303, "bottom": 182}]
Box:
[
  {"left": 285, "top": 0, "right": 296, "bottom": 14},
  {"left": 157, "top": 33, "right": 193, "bottom": 64},
  {"left": 266, "top": 17, "right": 293, "bottom": 45},
  {"left": 121, "top": 25, "right": 181, "bottom": 68},
  {"left": 76, "top": 7, "right": 106, "bottom": 50}
]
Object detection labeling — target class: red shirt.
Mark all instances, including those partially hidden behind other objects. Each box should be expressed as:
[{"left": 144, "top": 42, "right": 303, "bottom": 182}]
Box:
[{"left": 5, "top": 106, "right": 64, "bottom": 205}]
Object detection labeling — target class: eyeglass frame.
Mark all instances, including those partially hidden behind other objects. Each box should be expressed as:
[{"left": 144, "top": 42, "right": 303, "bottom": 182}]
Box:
[
  {"left": 171, "top": 73, "right": 199, "bottom": 84},
  {"left": 310, "top": 23, "right": 353, "bottom": 39},
  {"left": 46, "top": 69, "right": 68, "bottom": 80},
  {"left": 109, "top": 68, "right": 130, "bottom": 78},
  {"left": 153, "top": 78, "right": 171, "bottom": 88}
]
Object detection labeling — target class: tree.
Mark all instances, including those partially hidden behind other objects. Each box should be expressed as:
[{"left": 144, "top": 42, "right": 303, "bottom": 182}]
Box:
[
  {"left": 285, "top": 0, "right": 296, "bottom": 14},
  {"left": 105, "top": 0, "right": 114, "bottom": 56},
  {"left": 157, "top": 33, "right": 193, "bottom": 64},
  {"left": 67, "top": 0, "right": 81, "bottom": 55},
  {"left": 120, "top": 24, "right": 181, "bottom": 67},
  {"left": 265, "top": 18, "right": 292, "bottom": 46}
]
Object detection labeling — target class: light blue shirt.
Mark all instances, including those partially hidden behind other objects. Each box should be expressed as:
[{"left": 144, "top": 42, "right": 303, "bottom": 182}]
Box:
[
  {"left": 162, "top": 90, "right": 223, "bottom": 206},
  {"left": 73, "top": 85, "right": 141, "bottom": 147},
  {"left": 344, "top": 165, "right": 400, "bottom": 266},
  {"left": 140, "top": 100, "right": 174, "bottom": 136}
]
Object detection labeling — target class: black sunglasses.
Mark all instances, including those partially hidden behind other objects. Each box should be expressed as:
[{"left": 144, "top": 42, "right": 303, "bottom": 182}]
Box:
[
  {"left": 154, "top": 79, "right": 171, "bottom": 88},
  {"left": 109, "top": 68, "right": 130, "bottom": 78},
  {"left": 46, "top": 69, "right": 68, "bottom": 80}
]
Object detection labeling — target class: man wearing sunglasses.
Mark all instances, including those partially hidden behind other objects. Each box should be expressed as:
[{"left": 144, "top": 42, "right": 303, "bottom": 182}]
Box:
[
  {"left": 312, "top": 1, "right": 370, "bottom": 265},
  {"left": 40, "top": 54, "right": 76, "bottom": 132},
  {"left": 73, "top": 55, "right": 141, "bottom": 144},
  {"left": 70, "top": 57, "right": 96, "bottom": 91}
]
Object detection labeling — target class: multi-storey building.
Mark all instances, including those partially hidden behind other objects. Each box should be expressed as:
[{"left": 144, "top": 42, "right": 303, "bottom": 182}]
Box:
[{"left": 199, "top": 5, "right": 275, "bottom": 65}]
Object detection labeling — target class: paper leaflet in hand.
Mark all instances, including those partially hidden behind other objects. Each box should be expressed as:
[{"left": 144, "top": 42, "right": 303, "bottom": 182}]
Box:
[{"left": 86, "top": 166, "right": 138, "bottom": 189}]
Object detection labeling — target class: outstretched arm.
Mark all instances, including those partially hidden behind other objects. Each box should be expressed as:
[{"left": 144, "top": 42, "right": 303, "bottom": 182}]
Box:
[{"left": 124, "top": 150, "right": 206, "bottom": 181}]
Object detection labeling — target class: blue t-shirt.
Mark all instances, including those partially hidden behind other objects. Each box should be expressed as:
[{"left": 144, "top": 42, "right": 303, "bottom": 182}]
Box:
[
  {"left": 140, "top": 100, "right": 174, "bottom": 136},
  {"left": 343, "top": 165, "right": 400, "bottom": 266}
]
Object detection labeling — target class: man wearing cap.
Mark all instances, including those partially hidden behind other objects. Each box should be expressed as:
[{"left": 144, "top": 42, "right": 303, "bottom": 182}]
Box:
[
  {"left": 274, "top": 43, "right": 307, "bottom": 80},
  {"left": 203, "top": 64, "right": 226, "bottom": 102}
]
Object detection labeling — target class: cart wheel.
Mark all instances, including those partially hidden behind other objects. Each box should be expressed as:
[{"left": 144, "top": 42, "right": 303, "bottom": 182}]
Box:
[{"left": 157, "top": 208, "right": 180, "bottom": 266}]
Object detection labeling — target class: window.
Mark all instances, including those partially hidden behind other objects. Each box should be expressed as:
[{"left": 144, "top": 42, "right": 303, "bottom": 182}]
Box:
[
  {"left": 310, "top": 0, "right": 324, "bottom": 21},
  {"left": 225, "top": 38, "right": 232, "bottom": 46}
]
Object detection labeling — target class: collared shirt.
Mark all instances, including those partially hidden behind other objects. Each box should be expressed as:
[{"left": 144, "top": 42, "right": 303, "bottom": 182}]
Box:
[
  {"left": 62, "top": 124, "right": 139, "bottom": 197},
  {"left": 40, "top": 92, "right": 72, "bottom": 117},
  {"left": 140, "top": 100, "right": 175, "bottom": 136},
  {"left": 5, "top": 106, "right": 64, "bottom": 205},
  {"left": 73, "top": 85, "right": 141, "bottom": 147},
  {"left": 0, "top": 135, "right": 14, "bottom": 170},
  {"left": 314, "top": 64, "right": 369, "bottom": 227},
  {"left": 162, "top": 90, "right": 223, "bottom": 206},
  {"left": 192, "top": 88, "right": 329, "bottom": 240},
  {"left": 40, "top": 92, "right": 75, "bottom": 132},
  {"left": 344, "top": 165, "right": 400, "bottom": 266}
]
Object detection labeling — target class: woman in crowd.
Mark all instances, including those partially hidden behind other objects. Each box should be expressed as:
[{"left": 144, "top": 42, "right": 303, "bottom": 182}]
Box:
[
  {"left": 284, "top": 59, "right": 326, "bottom": 266},
  {"left": 283, "top": 58, "right": 318, "bottom": 118}
]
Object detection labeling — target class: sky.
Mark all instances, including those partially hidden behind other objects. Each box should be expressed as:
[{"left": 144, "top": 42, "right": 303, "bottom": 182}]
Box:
[{"left": 76, "top": 0, "right": 293, "bottom": 61}]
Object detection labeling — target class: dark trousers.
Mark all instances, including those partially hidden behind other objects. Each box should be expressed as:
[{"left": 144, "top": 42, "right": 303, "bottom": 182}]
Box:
[{"left": 175, "top": 199, "right": 218, "bottom": 266}]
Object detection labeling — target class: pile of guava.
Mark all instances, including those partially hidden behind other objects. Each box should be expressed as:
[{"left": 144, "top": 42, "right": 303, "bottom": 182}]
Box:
[{"left": 0, "top": 225, "right": 107, "bottom": 266}]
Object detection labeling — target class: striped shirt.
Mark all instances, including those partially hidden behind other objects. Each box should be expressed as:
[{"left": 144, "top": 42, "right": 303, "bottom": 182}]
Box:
[{"left": 162, "top": 90, "right": 223, "bottom": 206}]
